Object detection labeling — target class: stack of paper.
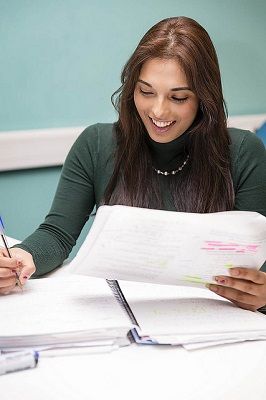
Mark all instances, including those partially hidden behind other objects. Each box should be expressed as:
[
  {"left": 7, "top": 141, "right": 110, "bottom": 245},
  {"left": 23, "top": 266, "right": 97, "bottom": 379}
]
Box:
[
  {"left": 69, "top": 205, "right": 266, "bottom": 349},
  {"left": 0, "top": 276, "right": 133, "bottom": 354},
  {"left": 2, "top": 206, "right": 266, "bottom": 353},
  {"left": 1, "top": 275, "right": 266, "bottom": 352},
  {"left": 118, "top": 280, "right": 266, "bottom": 349}
]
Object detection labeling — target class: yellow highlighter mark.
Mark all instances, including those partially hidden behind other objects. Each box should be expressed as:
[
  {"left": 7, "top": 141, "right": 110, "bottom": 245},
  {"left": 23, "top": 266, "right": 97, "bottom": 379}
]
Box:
[
  {"left": 225, "top": 263, "right": 233, "bottom": 268},
  {"left": 185, "top": 275, "right": 202, "bottom": 280},
  {"left": 147, "top": 258, "right": 168, "bottom": 267}
]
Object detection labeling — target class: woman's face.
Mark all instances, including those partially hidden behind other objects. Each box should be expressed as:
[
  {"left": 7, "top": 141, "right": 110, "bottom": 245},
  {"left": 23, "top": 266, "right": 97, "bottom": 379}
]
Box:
[{"left": 134, "top": 58, "right": 199, "bottom": 143}]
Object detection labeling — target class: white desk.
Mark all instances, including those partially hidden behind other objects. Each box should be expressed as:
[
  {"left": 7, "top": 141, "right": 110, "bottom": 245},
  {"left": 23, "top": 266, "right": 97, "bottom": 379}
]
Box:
[
  {"left": 1, "top": 340, "right": 265, "bottom": 400},
  {"left": 1, "top": 262, "right": 266, "bottom": 400}
]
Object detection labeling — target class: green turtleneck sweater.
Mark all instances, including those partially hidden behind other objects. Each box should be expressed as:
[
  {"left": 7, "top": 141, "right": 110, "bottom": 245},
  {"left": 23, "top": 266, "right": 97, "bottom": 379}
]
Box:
[{"left": 15, "top": 123, "right": 266, "bottom": 275}]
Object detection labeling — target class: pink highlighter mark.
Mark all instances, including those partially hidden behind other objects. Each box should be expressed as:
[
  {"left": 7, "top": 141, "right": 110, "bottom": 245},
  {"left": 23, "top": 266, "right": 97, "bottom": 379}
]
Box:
[
  {"left": 218, "top": 247, "right": 237, "bottom": 251},
  {"left": 203, "top": 240, "right": 260, "bottom": 253}
]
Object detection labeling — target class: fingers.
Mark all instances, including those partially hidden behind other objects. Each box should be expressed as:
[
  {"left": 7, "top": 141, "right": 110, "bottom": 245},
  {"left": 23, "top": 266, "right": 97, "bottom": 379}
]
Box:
[
  {"left": 213, "top": 276, "right": 263, "bottom": 297},
  {"left": 0, "top": 248, "right": 36, "bottom": 294},
  {"left": 0, "top": 276, "right": 17, "bottom": 294},
  {"left": 228, "top": 268, "right": 265, "bottom": 285},
  {"left": 0, "top": 254, "right": 21, "bottom": 270},
  {"left": 0, "top": 254, "right": 20, "bottom": 294},
  {"left": 10, "top": 249, "right": 35, "bottom": 285},
  {"left": 19, "top": 268, "right": 33, "bottom": 285},
  {"left": 207, "top": 268, "right": 266, "bottom": 311},
  {"left": 207, "top": 284, "right": 258, "bottom": 311},
  {"left": 0, "top": 265, "right": 20, "bottom": 294}
]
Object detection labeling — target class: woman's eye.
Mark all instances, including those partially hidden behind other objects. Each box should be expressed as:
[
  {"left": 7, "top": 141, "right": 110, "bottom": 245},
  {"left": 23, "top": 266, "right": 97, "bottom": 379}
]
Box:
[
  {"left": 140, "top": 88, "right": 154, "bottom": 95},
  {"left": 172, "top": 96, "right": 188, "bottom": 103}
]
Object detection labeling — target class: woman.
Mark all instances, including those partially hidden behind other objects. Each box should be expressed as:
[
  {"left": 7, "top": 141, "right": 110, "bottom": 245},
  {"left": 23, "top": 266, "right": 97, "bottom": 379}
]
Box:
[{"left": 1, "top": 17, "right": 266, "bottom": 310}]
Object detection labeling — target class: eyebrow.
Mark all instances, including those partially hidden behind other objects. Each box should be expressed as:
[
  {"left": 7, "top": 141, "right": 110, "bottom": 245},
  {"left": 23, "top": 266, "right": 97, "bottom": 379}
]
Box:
[{"left": 137, "top": 79, "right": 192, "bottom": 92}]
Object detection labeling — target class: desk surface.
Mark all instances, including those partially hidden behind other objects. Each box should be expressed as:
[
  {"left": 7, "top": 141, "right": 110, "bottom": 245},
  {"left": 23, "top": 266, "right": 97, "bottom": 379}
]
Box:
[
  {"left": 1, "top": 340, "right": 266, "bottom": 400},
  {"left": 1, "top": 262, "right": 266, "bottom": 400}
]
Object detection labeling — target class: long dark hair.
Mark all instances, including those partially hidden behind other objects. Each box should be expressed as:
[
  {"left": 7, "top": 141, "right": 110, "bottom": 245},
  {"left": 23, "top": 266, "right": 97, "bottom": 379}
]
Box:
[{"left": 104, "top": 16, "right": 235, "bottom": 212}]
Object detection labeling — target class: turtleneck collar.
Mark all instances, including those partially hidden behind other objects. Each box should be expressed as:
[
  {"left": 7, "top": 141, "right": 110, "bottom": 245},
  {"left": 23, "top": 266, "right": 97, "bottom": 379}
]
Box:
[{"left": 147, "top": 130, "right": 190, "bottom": 169}]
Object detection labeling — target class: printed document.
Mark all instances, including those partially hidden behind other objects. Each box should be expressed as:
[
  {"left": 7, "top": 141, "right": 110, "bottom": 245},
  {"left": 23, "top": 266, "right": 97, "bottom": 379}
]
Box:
[{"left": 71, "top": 206, "right": 266, "bottom": 288}]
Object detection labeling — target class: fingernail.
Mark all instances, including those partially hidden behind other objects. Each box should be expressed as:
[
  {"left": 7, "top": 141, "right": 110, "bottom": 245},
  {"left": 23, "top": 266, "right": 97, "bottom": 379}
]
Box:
[
  {"left": 19, "top": 275, "right": 30, "bottom": 285},
  {"left": 16, "top": 259, "right": 22, "bottom": 267},
  {"left": 208, "top": 285, "right": 218, "bottom": 292},
  {"left": 230, "top": 269, "right": 239, "bottom": 276},
  {"left": 215, "top": 278, "right": 227, "bottom": 285}
]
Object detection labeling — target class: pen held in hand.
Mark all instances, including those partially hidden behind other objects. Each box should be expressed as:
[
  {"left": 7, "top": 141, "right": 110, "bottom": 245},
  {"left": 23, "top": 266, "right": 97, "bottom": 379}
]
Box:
[{"left": 0, "top": 217, "right": 23, "bottom": 290}]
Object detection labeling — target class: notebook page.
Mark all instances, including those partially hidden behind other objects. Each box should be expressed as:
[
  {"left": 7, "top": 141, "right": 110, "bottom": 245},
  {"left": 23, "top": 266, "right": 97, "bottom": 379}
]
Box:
[
  {"left": 0, "top": 276, "right": 134, "bottom": 340},
  {"left": 118, "top": 280, "right": 266, "bottom": 343}
]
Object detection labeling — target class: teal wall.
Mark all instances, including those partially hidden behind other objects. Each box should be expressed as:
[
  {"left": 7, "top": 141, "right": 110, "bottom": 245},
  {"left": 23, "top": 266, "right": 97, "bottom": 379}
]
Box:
[{"left": 1, "top": 0, "right": 266, "bottom": 257}]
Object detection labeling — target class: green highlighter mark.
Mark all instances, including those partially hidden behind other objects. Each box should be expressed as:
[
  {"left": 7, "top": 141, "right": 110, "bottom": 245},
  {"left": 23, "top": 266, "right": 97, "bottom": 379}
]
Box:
[
  {"left": 178, "top": 275, "right": 210, "bottom": 285},
  {"left": 183, "top": 280, "right": 210, "bottom": 285},
  {"left": 177, "top": 279, "right": 210, "bottom": 285}
]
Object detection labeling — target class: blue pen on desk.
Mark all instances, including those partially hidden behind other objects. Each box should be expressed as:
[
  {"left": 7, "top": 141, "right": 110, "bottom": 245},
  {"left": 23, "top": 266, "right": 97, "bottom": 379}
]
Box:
[
  {"left": 0, "top": 216, "right": 23, "bottom": 290},
  {"left": 0, "top": 350, "right": 39, "bottom": 375}
]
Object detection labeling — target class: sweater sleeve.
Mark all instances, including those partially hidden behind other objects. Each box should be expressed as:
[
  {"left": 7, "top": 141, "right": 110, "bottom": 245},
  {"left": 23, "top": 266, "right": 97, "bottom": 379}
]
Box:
[
  {"left": 231, "top": 130, "right": 266, "bottom": 217},
  {"left": 230, "top": 130, "right": 266, "bottom": 273},
  {"left": 13, "top": 125, "right": 99, "bottom": 276}
]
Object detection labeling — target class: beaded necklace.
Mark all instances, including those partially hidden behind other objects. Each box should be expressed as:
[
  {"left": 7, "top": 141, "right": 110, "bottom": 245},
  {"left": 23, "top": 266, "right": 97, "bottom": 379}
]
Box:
[{"left": 153, "top": 155, "right": 189, "bottom": 176}]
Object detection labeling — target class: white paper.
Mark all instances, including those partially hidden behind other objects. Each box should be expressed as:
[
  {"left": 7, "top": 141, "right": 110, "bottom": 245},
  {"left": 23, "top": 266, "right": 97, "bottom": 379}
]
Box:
[
  {"left": 118, "top": 280, "right": 266, "bottom": 345},
  {"left": 0, "top": 275, "right": 134, "bottom": 349},
  {"left": 71, "top": 206, "right": 266, "bottom": 288}
]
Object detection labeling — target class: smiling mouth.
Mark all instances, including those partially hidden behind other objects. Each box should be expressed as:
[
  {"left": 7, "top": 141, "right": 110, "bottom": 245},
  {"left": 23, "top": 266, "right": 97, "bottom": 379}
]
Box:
[{"left": 149, "top": 117, "right": 176, "bottom": 132}]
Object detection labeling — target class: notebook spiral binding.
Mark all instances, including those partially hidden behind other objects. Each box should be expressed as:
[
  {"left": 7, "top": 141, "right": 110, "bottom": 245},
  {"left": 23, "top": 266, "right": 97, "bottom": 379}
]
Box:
[
  {"left": 106, "top": 280, "right": 140, "bottom": 344},
  {"left": 106, "top": 280, "right": 157, "bottom": 346},
  {"left": 106, "top": 280, "right": 139, "bottom": 326}
]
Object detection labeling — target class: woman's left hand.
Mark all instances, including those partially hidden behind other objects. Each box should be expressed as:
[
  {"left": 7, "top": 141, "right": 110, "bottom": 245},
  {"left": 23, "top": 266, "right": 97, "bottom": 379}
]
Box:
[{"left": 207, "top": 267, "right": 266, "bottom": 311}]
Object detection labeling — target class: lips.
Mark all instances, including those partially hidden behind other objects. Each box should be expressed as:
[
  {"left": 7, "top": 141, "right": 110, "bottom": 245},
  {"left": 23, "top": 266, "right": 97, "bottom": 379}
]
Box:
[{"left": 149, "top": 117, "right": 176, "bottom": 132}]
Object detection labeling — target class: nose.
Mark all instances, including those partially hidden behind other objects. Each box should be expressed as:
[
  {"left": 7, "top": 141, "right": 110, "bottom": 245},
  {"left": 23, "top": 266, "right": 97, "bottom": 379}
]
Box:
[{"left": 151, "top": 98, "right": 170, "bottom": 120}]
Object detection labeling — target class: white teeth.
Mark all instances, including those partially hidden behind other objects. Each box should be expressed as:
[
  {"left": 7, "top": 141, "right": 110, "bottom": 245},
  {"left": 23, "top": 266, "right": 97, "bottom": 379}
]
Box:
[{"left": 152, "top": 118, "right": 173, "bottom": 128}]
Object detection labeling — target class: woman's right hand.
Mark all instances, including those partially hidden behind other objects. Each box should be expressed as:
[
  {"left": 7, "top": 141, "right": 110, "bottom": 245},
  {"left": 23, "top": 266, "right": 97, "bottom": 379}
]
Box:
[{"left": 0, "top": 248, "right": 36, "bottom": 294}]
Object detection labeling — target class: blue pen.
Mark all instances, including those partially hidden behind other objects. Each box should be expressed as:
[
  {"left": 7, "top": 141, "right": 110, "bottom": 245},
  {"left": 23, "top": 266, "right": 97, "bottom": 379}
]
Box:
[
  {"left": 0, "top": 216, "right": 23, "bottom": 290},
  {"left": 0, "top": 350, "right": 39, "bottom": 375}
]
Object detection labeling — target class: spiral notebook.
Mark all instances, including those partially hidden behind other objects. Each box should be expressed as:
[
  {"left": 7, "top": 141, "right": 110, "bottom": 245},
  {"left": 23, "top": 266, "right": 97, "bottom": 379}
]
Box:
[
  {"left": 2, "top": 275, "right": 266, "bottom": 353},
  {"left": 107, "top": 278, "right": 266, "bottom": 348}
]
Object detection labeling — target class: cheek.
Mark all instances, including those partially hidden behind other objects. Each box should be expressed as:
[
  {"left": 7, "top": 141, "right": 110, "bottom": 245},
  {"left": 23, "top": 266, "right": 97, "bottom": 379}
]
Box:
[
  {"left": 183, "top": 103, "right": 199, "bottom": 121},
  {"left": 134, "top": 92, "right": 147, "bottom": 115},
  {"left": 134, "top": 92, "right": 141, "bottom": 114}
]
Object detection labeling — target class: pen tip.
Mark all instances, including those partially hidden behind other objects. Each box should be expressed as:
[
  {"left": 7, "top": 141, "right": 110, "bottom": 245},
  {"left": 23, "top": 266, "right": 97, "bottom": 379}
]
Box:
[{"left": 15, "top": 273, "right": 23, "bottom": 290}]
